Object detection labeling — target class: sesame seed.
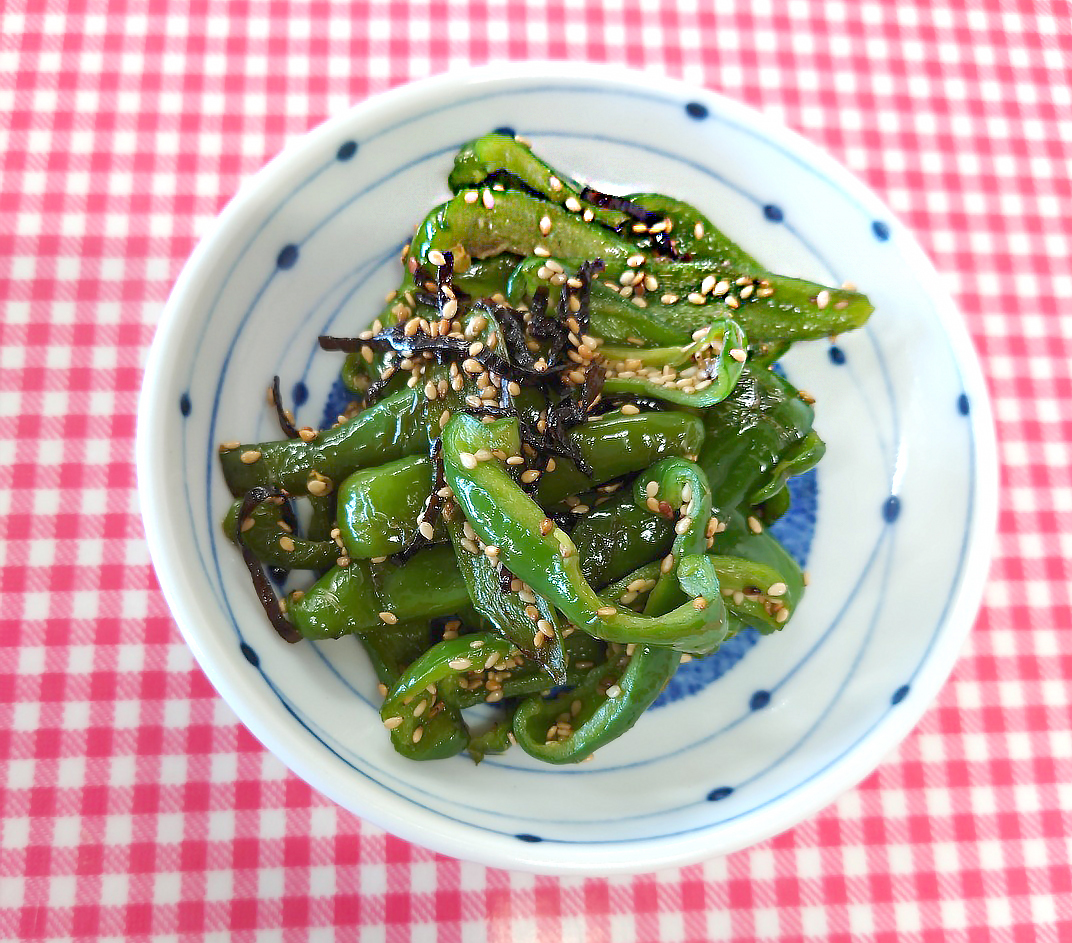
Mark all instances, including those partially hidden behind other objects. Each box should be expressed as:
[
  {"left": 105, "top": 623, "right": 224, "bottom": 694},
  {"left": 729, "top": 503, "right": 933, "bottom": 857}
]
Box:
[
  {"left": 548, "top": 175, "right": 562, "bottom": 191},
  {"left": 713, "top": 280, "right": 730, "bottom": 296},
  {"left": 688, "top": 292, "right": 705, "bottom": 305},
  {"left": 674, "top": 516, "right": 692, "bottom": 535},
  {"left": 694, "top": 222, "right": 705, "bottom": 238},
  {"left": 483, "top": 545, "right": 499, "bottom": 558},
  {"left": 596, "top": 606, "right": 617, "bottom": 617},
  {"left": 767, "top": 582, "right": 788, "bottom": 597},
  {"left": 458, "top": 452, "right": 478, "bottom": 470},
  {"left": 464, "top": 190, "right": 479, "bottom": 204},
  {"left": 661, "top": 553, "right": 675, "bottom": 574},
  {"left": 379, "top": 611, "right": 398, "bottom": 624},
  {"left": 439, "top": 409, "right": 451, "bottom": 430},
  {"left": 418, "top": 521, "right": 435, "bottom": 540},
  {"left": 729, "top": 348, "right": 747, "bottom": 363},
  {"left": 627, "top": 253, "right": 646, "bottom": 268},
  {"left": 482, "top": 189, "right": 495, "bottom": 209},
  {"left": 383, "top": 716, "right": 403, "bottom": 730},
  {"left": 740, "top": 285, "right": 754, "bottom": 299},
  {"left": 298, "top": 428, "right": 317, "bottom": 442},
  {"left": 240, "top": 518, "right": 255, "bottom": 533},
  {"left": 520, "top": 469, "right": 541, "bottom": 484},
  {"left": 371, "top": 556, "right": 387, "bottom": 563},
  {"left": 775, "top": 607, "right": 790, "bottom": 624},
  {"left": 447, "top": 658, "right": 472, "bottom": 670},
  {"left": 427, "top": 249, "right": 446, "bottom": 266},
  {"left": 240, "top": 450, "right": 262, "bottom": 464},
  {"left": 747, "top": 515, "right": 763, "bottom": 534},
  {"left": 539, "top": 215, "right": 552, "bottom": 236},
  {"left": 726, "top": 295, "right": 740, "bottom": 309},
  {"left": 442, "top": 298, "right": 458, "bottom": 320},
  {"left": 583, "top": 208, "right": 594, "bottom": 222},
  {"left": 565, "top": 196, "right": 581, "bottom": 212},
  {"left": 661, "top": 293, "right": 680, "bottom": 304},
  {"left": 645, "top": 480, "right": 659, "bottom": 499},
  {"left": 605, "top": 684, "right": 622, "bottom": 699},
  {"left": 474, "top": 448, "right": 494, "bottom": 461},
  {"left": 412, "top": 727, "right": 424, "bottom": 743},
  {"left": 424, "top": 381, "right": 438, "bottom": 401},
  {"left": 559, "top": 544, "right": 573, "bottom": 558},
  {"left": 571, "top": 504, "right": 589, "bottom": 515},
  {"left": 278, "top": 535, "right": 295, "bottom": 552},
  {"left": 693, "top": 596, "right": 708, "bottom": 610},
  {"left": 507, "top": 381, "right": 522, "bottom": 396},
  {"left": 336, "top": 556, "right": 350, "bottom": 567},
  {"left": 700, "top": 274, "right": 717, "bottom": 295},
  {"left": 533, "top": 245, "right": 551, "bottom": 257},
  {"left": 621, "top": 404, "right": 640, "bottom": 415},
  {"left": 816, "top": 290, "right": 830, "bottom": 309},
  {"left": 537, "top": 619, "right": 554, "bottom": 635},
  {"left": 539, "top": 518, "right": 554, "bottom": 536}
]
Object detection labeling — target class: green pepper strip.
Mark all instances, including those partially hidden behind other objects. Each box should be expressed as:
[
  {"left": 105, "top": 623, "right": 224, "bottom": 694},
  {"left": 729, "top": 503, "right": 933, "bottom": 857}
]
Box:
[
  {"left": 511, "top": 641, "right": 680, "bottom": 765},
  {"left": 709, "top": 555, "right": 797, "bottom": 633},
  {"left": 632, "top": 457, "right": 729, "bottom": 625},
  {"left": 445, "top": 514, "right": 567, "bottom": 683},
  {"left": 287, "top": 546, "right": 470, "bottom": 640},
  {"left": 380, "top": 633, "right": 515, "bottom": 760},
  {"left": 220, "top": 387, "right": 429, "bottom": 497},
  {"left": 223, "top": 499, "right": 339, "bottom": 571},
  {"left": 442, "top": 414, "right": 730, "bottom": 655},
  {"left": 600, "top": 320, "right": 748, "bottom": 407},
  {"left": 336, "top": 455, "right": 444, "bottom": 560},
  {"left": 698, "top": 367, "right": 819, "bottom": 512},
  {"left": 447, "top": 133, "right": 628, "bottom": 230}
]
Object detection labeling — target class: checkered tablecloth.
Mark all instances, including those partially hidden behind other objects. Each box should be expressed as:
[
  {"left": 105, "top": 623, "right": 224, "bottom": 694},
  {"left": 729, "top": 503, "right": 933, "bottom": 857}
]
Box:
[{"left": 2, "top": 1, "right": 1070, "bottom": 939}]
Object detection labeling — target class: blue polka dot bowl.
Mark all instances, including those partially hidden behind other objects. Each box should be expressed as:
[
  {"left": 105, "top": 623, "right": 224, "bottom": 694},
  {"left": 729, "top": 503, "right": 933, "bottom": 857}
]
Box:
[{"left": 137, "top": 63, "right": 998, "bottom": 874}]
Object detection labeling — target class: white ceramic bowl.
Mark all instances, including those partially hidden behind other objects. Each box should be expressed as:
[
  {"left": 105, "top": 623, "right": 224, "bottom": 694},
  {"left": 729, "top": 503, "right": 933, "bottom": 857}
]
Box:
[{"left": 137, "top": 63, "right": 997, "bottom": 874}]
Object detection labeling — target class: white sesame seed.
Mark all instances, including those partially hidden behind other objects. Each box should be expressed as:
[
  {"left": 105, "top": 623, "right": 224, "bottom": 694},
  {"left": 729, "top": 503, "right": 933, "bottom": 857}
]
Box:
[
  {"left": 775, "top": 607, "right": 790, "bottom": 624},
  {"left": 661, "top": 293, "right": 679, "bottom": 304},
  {"left": 693, "top": 222, "right": 705, "bottom": 239},
  {"left": 605, "top": 684, "right": 622, "bottom": 699},
  {"left": 729, "top": 348, "right": 747, "bottom": 363},
  {"left": 464, "top": 190, "right": 479, "bottom": 204},
  {"left": 539, "top": 215, "right": 552, "bottom": 235},
  {"left": 520, "top": 469, "right": 541, "bottom": 484},
  {"left": 240, "top": 450, "right": 261, "bottom": 464},
  {"left": 767, "top": 582, "right": 788, "bottom": 597},
  {"left": 688, "top": 292, "right": 705, "bottom": 305},
  {"left": 278, "top": 535, "right": 295, "bottom": 552},
  {"left": 427, "top": 249, "right": 446, "bottom": 266},
  {"left": 675, "top": 516, "right": 692, "bottom": 535},
  {"left": 621, "top": 404, "right": 640, "bottom": 415},
  {"left": 447, "top": 658, "right": 472, "bottom": 670},
  {"left": 458, "top": 452, "right": 478, "bottom": 470},
  {"left": 816, "top": 290, "right": 830, "bottom": 309},
  {"left": 383, "top": 716, "right": 403, "bottom": 730},
  {"left": 565, "top": 196, "right": 581, "bottom": 212},
  {"left": 700, "top": 274, "right": 717, "bottom": 295},
  {"left": 533, "top": 245, "right": 551, "bottom": 257},
  {"left": 482, "top": 189, "right": 495, "bottom": 209},
  {"left": 661, "top": 553, "right": 675, "bottom": 574},
  {"left": 379, "top": 611, "right": 398, "bottom": 624},
  {"left": 596, "top": 606, "right": 617, "bottom": 617},
  {"left": 713, "top": 280, "right": 730, "bottom": 296},
  {"left": 548, "top": 175, "right": 562, "bottom": 191},
  {"left": 627, "top": 253, "right": 646, "bottom": 268},
  {"left": 418, "top": 521, "right": 435, "bottom": 540},
  {"left": 747, "top": 515, "right": 763, "bottom": 534}
]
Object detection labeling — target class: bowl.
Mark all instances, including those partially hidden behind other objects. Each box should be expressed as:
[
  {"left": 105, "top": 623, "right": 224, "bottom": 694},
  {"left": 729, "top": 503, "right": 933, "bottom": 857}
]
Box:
[{"left": 137, "top": 62, "right": 998, "bottom": 874}]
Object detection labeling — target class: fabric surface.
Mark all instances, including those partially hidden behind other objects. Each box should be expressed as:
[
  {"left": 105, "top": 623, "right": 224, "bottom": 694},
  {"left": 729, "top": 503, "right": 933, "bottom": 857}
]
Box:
[{"left": 2, "top": 1, "right": 1070, "bottom": 940}]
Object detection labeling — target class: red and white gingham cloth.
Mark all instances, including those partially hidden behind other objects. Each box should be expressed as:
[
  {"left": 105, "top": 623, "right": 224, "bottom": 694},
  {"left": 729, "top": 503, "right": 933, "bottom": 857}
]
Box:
[{"left": 2, "top": 2, "right": 1070, "bottom": 940}]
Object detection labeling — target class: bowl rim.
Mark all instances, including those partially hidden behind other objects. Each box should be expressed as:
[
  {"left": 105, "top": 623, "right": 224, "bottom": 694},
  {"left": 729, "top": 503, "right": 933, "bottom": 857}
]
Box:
[{"left": 137, "top": 60, "right": 999, "bottom": 874}]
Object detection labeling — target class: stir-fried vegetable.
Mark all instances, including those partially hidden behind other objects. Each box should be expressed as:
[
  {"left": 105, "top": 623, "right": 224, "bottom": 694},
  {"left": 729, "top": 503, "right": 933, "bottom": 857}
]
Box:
[{"left": 219, "top": 132, "right": 872, "bottom": 764}]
